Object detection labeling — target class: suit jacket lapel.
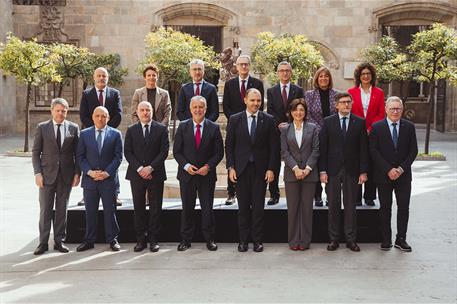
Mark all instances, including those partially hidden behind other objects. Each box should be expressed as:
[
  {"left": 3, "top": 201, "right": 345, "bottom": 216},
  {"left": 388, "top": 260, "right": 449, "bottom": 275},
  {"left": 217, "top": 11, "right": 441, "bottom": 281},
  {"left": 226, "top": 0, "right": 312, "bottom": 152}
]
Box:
[
  {"left": 235, "top": 77, "right": 243, "bottom": 101},
  {"left": 154, "top": 87, "right": 162, "bottom": 113},
  {"left": 288, "top": 85, "right": 296, "bottom": 102},
  {"left": 199, "top": 119, "right": 211, "bottom": 149},
  {"left": 382, "top": 119, "right": 396, "bottom": 150},
  {"left": 254, "top": 111, "right": 264, "bottom": 144},
  {"left": 240, "top": 113, "right": 250, "bottom": 144},
  {"left": 287, "top": 123, "right": 300, "bottom": 151},
  {"left": 46, "top": 120, "right": 59, "bottom": 151},
  {"left": 61, "top": 121, "right": 70, "bottom": 149},
  {"left": 186, "top": 120, "right": 197, "bottom": 152}
]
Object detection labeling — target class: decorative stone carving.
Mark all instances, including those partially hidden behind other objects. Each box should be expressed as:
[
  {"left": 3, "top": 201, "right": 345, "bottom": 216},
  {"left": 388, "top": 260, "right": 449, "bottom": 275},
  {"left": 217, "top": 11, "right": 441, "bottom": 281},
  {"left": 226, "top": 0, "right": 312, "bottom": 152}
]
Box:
[
  {"left": 310, "top": 41, "right": 340, "bottom": 70},
  {"left": 34, "top": 0, "right": 68, "bottom": 42}
]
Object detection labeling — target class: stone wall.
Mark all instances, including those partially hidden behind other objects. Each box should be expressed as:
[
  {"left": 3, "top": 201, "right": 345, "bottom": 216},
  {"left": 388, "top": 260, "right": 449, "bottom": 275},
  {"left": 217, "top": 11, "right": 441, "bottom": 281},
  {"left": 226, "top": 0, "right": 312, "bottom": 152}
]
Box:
[
  {"left": 0, "top": 1, "right": 17, "bottom": 136},
  {"left": 9, "top": 0, "right": 457, "bottom": 134}
]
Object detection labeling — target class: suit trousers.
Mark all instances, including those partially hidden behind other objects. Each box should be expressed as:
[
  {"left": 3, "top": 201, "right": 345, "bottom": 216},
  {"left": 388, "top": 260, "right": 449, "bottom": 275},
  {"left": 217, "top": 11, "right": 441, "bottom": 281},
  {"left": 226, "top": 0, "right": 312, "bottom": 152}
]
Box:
[
  {"left": 314, "top": 182, "right": 328, "bottom": 201},
  {"left": 179, "top": 176, "right": 216, "bottom": 242},
  {"left": 130, "top": 180, "right": 164, "bottom": 243},
  {"left": 268, "top": 155, "right": 281, "bottom": 199},
  {"left": 38, "top": 170, "right": 72, "bottom": 245},
  {"left": 83, "top": 185, "right": 120, "bottom": 243},
  {"left": 226, "top": 170, "right": 236, "bottom": 197},
  {"left": 377, "top": 182, "right": 411, "bottom": 241},
  {"left": 236, "top": 162, "right": 267, "bottom": 243},
  {"left": 285, "top": 181, "right": 316, "bottom": 248},
  {"left": 327, "top": 169, "right": 358, "bottom": 242}
]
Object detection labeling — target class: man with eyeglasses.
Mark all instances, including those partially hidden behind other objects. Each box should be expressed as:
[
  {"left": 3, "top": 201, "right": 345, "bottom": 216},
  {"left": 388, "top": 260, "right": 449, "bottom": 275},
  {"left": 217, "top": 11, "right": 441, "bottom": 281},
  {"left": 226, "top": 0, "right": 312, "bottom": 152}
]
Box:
[
  {"left": 222, "top": 55, "right": 264, "bottom": 205},
  {"left": 319, "top": 92, "right": 368, "bottom": 252},
  {"left": 267, "top": 61, "right": 304, "bottom": 205},
  {"left": 369, "top": 96, "right": 418, "bottom": 252},
  {"left": 177, "top": 59, "right": 219, "bottom": 122}
]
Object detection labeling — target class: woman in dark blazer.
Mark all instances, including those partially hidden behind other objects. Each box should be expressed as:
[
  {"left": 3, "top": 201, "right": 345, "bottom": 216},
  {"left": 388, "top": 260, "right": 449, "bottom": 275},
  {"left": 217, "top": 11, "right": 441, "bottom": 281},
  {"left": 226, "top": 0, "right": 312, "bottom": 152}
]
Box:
[
  {"left": 305, "top": 67, "right": 338, "bottom": 207},
  {"left": 280, "top": 98, "right": 319, "bottom": 251}
]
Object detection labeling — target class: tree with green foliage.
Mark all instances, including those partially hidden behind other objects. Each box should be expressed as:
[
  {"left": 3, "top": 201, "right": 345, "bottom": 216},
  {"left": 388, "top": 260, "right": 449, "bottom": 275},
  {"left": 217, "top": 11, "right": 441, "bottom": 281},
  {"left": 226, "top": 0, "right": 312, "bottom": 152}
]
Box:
[
  {"left": 140, "top": 27, "right": 221, "bottom": 136},
  {"left": 251, "top": 32, "right": 324, "bottom": 84},
  {"left": 360, "top": 35, "right": 412, "bottom": 87},
  {"left": 0, "top": 34, "right": 61, "bottom": 152},
  {"left": 80, "top": 53, "right": 128, "bottom": 90},
  {"left": 408, "top": 23, "right": 457, "bottom": 154},
  {"left": 50, "top": 43, "right": 92, "bottom": 97}
]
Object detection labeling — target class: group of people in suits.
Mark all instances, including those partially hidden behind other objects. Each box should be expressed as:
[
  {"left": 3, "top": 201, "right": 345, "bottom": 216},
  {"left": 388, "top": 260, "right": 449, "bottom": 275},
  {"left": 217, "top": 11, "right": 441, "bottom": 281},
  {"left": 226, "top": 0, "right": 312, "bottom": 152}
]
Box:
[{"left": 31, "top": 59, "right": 418, "bottom": 256}]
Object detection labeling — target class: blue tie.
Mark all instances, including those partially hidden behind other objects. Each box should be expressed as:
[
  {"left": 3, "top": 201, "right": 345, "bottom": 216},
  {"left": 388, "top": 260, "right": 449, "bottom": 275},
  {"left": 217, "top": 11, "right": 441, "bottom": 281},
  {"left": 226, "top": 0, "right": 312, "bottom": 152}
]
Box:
[
  {"left": 392, "top": 122, "right": 398, "bottom": 149},
  {"left": 250, "top": 115, "right": 256, "bottom": 143},
  {"left": 97, "top": 129, "right": 103, "bottom": 154},
  {"left": 342, "top": 117, "right": 347, "bottom": 138}
]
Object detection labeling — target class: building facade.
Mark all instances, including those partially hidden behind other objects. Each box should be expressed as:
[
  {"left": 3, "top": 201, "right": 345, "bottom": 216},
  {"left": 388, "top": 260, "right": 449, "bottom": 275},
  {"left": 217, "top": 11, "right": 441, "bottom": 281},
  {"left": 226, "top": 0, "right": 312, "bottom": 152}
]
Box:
[{"left": 2, "top": 0, "right": 457, "bottom": 134}]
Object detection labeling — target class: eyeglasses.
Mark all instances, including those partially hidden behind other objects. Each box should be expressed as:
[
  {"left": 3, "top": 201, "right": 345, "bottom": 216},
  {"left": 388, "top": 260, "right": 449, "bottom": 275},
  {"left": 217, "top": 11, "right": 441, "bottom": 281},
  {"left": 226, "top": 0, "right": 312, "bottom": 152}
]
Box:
[
  {"left": 237, "top": 63, "right": 250, "bottom": 67},
  {"left": 278, "top": 69, "right": 291, "bottom": 73},
  {"left": 388, "top": 108, "right": 403, "bottom": 113},
  {"left": 337, "top": 100, "right": 352, "bottom": 105}
]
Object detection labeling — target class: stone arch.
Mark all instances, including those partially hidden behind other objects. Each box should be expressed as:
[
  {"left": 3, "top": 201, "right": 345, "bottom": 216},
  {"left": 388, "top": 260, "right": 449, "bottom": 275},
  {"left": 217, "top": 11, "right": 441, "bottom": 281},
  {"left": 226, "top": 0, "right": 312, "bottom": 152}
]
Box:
[
  {"left": 151, "top": 3, "right": 240, "bottom": 49},
  {"left": 309, "top": 41, "right": 340, "bottom": 70},
  {"left": 373, "top": 1, "right": 457, "bottom": 29}
]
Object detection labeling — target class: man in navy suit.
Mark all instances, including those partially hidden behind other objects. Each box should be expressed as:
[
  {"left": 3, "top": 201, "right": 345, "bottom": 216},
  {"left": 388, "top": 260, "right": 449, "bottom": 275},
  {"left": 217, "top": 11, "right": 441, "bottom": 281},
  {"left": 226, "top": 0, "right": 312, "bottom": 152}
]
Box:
[
  {"left": 173, "top": 96, "right": 224, "bottom": 251},
  {"left": 226, "top": 88, "right": 279, "bottom": 252},
  {"left": 319, "top": 92, "right": 368, "bottom": 252},
  {"left": 176, "top": 59, "right": 219, "bottom": 122},
  {"left": 79, "top": 67, "right": 123, "bottom": 206},
  {"left": 267, "top": 61, "right": 304, "bottom": 206},
  {"left": 124, "top": 101, "right": 169, "bottom": 253},
  {"left": 76, "top": 106, "right": 123, "bottom": 252},
  {"left": 222, "top": 55, "right": 264, "bottom": 206},
  {"left": 370, "top": 96, "right": 418, "bottom": 252}
]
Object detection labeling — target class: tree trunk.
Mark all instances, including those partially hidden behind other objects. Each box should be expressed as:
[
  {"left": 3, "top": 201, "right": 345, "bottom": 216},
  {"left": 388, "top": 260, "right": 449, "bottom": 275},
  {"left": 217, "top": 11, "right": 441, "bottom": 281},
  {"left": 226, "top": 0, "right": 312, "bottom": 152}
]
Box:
[
  {"left": 58, "top": 82, "right": 64, "bottom": 97},
  {"left": 168, "top": 80, "right": 177, "bottom": 141},
  {"left": 424, "top": 81, "right": 436, "bottom": 154},
  {"left": 23, "top": 84, "right": 32, "bottom": 152}
]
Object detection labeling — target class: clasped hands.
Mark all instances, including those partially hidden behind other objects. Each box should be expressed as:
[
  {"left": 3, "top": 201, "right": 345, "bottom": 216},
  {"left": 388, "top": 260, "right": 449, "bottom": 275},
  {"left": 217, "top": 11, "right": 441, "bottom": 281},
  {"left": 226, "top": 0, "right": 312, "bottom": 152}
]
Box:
[
  {"left": 388, "top": 168, "right": 403, "bottom": 181},
  {"left": 88, "top": 170, "right": 109, "bottom": 181},
  {"left": 293, "top": 167, "right": 311, "bottom": 180},
  {"left": 229, "top": 168, "right": 274, "bottom": 184},
  {"left": 138, "top": 166, "right": 153, "bottom": 180},
  {"left": 187, "top": 164, "right": 209, "bottom": 176}
]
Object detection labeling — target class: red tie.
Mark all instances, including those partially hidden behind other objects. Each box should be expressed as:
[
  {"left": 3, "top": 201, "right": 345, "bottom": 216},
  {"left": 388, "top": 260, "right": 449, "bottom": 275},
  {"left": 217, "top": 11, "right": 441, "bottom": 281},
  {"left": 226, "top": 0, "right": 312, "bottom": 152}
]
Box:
[
  {"left": 195, "top": 82, "right": 201, "bottom": 96},
  {"left": 195, "top": 124, "right": 201, "bottom": 149},
  {"left": 98, "top": 90, "right": 104, "bottom": 106},
  {"left": 240, "top": 79, "right": 246, "bottom": 101},
  {"left": 282, "top": 85, "right": 288, "bottom": 109}
]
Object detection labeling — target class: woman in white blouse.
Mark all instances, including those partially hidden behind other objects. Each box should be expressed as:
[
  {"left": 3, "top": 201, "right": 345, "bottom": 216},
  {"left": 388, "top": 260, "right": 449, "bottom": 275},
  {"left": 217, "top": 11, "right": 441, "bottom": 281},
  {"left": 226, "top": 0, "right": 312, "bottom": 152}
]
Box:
[{"left": 279, "top": 98, "right": 320, "bottom": 250}]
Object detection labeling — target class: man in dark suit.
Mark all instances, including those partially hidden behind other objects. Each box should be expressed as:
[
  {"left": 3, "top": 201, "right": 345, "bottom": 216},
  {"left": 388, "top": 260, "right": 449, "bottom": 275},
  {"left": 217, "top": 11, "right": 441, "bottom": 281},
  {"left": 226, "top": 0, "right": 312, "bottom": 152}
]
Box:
[
  {"left": 319, "top": 92, "right": 368, "bottom": 252},
  {"left": 226, "top": 88, "right": 279, "bottom": 252},
  {"left": 173, "top": 96, "right": 224, "bottom": 251},
  {"left": 267, "top": 61, "right": 304, "bottom": 205},
  {"left": 32, "top": 98, "right": 80, "bottom": 255},
  {"left": 222, "top": 54, "right": 264, "bottom": 205},
  {"left": 370, "top": 96, "right": 418, "bottom": 252},
  {"left": 79, "top": 67, "right": 123, "bottom": 206},
  {"left": 76, "top": 106, "right": 123, "bottom": 252},
  {"left": 124, "top": 101, "right": 169, "bottom": 253},
  {"left": 176, "top": 59, "right": 219, "bottom": 122}
]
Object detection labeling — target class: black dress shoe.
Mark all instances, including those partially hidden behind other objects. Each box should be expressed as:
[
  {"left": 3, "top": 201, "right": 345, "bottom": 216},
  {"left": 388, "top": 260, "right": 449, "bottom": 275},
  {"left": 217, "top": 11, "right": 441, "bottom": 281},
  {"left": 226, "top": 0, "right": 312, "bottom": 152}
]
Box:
[
  {"left": 150, "top": 243, "right": 160, "bottom": 252},
  {"left": 380, "top": 241, "right": 393, "bottom": 251},
  {"left": 77, "top": 198, "right": 85, "bottom": 206},
  {"left": 177, "top": 242, "right": 191, "bottom": 251},
  {"left": 346, "top": 242, "right": 360, "bottom": 252},
  {"left": 365, "top": 200, "right": 375, "bottom": 206},
  {"left": 206, "top": 241, "right": 218, "bottom": 251},
  {"left": 253, "top": 242, "right": 264, "bottom": 252},
  {"left": 116, "top": 198, "right": 123, "bottom": 206},
  {"left": 355, "top": 201, "right": 362, "bottom": 206},
  {"left": 76, "top": 242, "right": 94, "bottom": 252},
  {"left": 134, "top": 241, "right": 147, "bottom": 252},
  {"left": 237, "top": 242, "right": 248, "bottom": 252},
  {"left": 314, "top": 199, "right": 323, "bottom": 207},
  {"left": 54, "top": 242, "right": 69, "bottom": 253},
  {"left": 394, "top": 238, "right": 412, "bottom": 252},
  {"left": 267, "top": 197, "right": 279, "bottom": 206},
  {"left": 327, "top": 241, "right": 339, "bottom": 251},
  {"left": 225, "top": 195, "right": 236, "bottom": 205},
  {"left": 33, "top": 244, "right": 48, "bottom": 255},
  {"left": 325, "top": 200, "right": 328, "bottom": 206},
  {"left": 110, "top": 239, "right": 121, "bottom": 251}
]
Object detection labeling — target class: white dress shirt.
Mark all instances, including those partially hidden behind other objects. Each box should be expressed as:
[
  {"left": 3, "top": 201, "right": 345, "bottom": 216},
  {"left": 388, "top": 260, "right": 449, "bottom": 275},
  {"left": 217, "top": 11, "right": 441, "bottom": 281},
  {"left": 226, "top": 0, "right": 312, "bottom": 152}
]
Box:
[
  {"left": 360, "top": 85, "right": 371, "bottom": 117},
  {"left": 53, "top": 120, "right": 65, "bottom": 147},
  {"left": 246, "top": 110, "right": 259, "bottom": 135},
  {"left": 96, "top": 86, "right": 107, "bottom": 106},
  {"left": 280, "top": 82, "right": 291, "bottom": 98},
  {"left": 239, "top": 75, "right": 249, "bottom": 91}
]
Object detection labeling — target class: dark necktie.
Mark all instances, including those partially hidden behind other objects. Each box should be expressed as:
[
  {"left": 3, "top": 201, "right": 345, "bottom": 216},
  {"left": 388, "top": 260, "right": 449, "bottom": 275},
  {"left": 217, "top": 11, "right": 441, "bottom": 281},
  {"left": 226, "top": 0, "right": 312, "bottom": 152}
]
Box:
[
  {"left": 250, "top": 115, "right": 256, "bottom": 143},
  {"left": 56, "top": 124, "right": 61, "bottom": 150},
  {"left": 144, "top": 124, "right": 149, "bottom": 139},
  {"left": 98, "top": 90, "right": 104, "bottom": 106},
  {"left": 96, "top": 129, "right": 103, "bottom": 154},
  {"left": 195, "top": 82, "right": 201, "bottom": 96},
  {"left": 240, "top": 79, "right": 246, "bottom": 101},
  {"left": 195, "top": 124, "right": 201, "bottom": 149},
  {"left": 282, "top": 85, "right": 288, "bottom": 109},
  {"left": 392, "top": 122, "right": 398, "bottom": 149},
  {"left": 342, "top": 117, "right": 347, "bottom": 138}
]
